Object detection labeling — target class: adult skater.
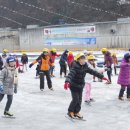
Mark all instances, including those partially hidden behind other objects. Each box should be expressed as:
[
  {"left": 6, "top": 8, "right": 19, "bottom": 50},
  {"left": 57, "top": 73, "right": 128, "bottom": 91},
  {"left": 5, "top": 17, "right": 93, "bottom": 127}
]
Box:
[
  {"left": 64, "top": 53, "right": 109, "bottom": 119},
  {"left": 101, "top": 48, "right": 113, "bottom": 84},
  {"left": 29, "top": 48, "right": 54, "bottom": 91},
  {"left": 118, "top": 53, "right": 130, "bottom": 100},
  {"left": 0, "top": 56, "right": 18, "bottom": 117}
]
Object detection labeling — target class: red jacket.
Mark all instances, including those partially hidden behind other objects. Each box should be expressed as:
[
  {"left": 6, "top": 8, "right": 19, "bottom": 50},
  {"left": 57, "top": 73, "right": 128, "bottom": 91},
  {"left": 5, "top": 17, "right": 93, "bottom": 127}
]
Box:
[
  {"left": 16, "top": 59, "right": 19, "bottom": 68},
  {"left": 67, "top": 54, "right": 74, "bottom": 66},
  {"left": 50, "top": 52, "right": 61, "bottom": 63}
]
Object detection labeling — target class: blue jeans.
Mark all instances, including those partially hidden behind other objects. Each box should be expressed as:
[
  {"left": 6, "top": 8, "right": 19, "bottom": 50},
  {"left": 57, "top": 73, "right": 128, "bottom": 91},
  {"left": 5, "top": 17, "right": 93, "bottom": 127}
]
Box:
[{"left": 49, "top": 66, "right": 55, "bottom": 75}]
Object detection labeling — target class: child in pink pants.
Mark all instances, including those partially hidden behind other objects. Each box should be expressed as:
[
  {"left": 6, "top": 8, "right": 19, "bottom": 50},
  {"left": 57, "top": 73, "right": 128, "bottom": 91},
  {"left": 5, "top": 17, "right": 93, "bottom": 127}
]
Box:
[
  {"left": 84, "top": 82, "right": 93, "bottom": 102},
  {"left": 84, "top": 55, "right": 105, "bottom": 104}
]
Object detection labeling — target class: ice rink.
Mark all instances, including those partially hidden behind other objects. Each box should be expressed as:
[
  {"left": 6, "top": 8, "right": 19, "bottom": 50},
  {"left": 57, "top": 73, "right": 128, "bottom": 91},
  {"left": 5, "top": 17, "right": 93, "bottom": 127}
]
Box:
[{"left": 0, "top": 58, "right": 130, "bottom": 130}]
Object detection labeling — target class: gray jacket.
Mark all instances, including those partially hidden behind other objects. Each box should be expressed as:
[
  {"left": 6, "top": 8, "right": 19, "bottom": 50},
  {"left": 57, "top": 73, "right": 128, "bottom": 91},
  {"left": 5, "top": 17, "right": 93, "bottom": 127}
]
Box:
[{"left": 0, "top": 66, "right": 18, "bottom": 95}]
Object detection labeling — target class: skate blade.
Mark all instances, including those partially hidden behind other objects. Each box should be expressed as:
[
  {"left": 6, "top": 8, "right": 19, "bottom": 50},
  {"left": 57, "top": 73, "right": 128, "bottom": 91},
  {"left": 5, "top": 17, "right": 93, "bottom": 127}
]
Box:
[
  {"left": 65, "top": 115, "right": 86, "bottom": 122},
  {"left": 2, "top": 116, "right": 16, "bottom": 119},
  {"left": 65, "top": 115, "right": 75, "bottom": 122},
  {"left": 74, "top": 117, "right": 86, "bottom": 121},
  {"left": 85, "top": 102, "right": 92, "bottom": 106}
]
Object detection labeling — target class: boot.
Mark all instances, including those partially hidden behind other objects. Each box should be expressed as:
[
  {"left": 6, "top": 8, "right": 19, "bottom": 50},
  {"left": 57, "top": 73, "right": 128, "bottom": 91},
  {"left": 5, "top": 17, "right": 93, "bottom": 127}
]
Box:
[
  {"left": 127, "top": 96, "right": 130, "bottom": 99},
  {"left": 4, "top": 111, "right": 13, "bottom": 117},
  {"left": 74, "top": 112, "right": 83, "bottom": 119},
  {"left": 51, "top": 74, "right": 55, "bottom": 77},
  {"left": 49, "top": 87, "right": 54, "bottom": 91},
  {"left": 105, "top": 81, "right": 112, "bottom": 84},
  {"left": 68, "top": 112, "right": 75, "bottom": 118},
  {"left": 90, "top": 98, "right": 95, "bottom": 102},
  {"left": 118, "top": 97, "right": 124, "bottom": 101}
]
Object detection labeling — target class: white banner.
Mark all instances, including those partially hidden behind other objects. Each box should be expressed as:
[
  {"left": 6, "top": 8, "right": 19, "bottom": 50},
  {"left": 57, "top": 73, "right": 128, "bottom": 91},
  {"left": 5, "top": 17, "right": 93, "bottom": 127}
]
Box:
[{"left": 44, "top": 26, "right": 96, "bottom": 36}]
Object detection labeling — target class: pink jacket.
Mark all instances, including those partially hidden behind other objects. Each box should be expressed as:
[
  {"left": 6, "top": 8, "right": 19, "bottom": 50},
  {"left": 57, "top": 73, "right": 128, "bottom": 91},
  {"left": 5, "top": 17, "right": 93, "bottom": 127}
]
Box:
[{"left": 117, "top": 59, "right": 130, "bottom": 86}]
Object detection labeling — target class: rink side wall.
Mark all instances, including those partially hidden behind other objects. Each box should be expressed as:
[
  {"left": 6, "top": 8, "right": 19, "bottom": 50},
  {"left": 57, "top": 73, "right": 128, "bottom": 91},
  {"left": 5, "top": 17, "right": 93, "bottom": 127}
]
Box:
[{"left": 0, "top": 20, "right": 130, "bottom": 52}]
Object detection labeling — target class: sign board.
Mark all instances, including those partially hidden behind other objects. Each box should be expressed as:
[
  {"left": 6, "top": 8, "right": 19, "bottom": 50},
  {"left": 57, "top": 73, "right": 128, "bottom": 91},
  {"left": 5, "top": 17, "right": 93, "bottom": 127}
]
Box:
[
  {"left": 44, "top": 26, "right": 96, "bottom": 36},
  {"left": 44, "top": 38, "right": 96, "bottom": 46}
]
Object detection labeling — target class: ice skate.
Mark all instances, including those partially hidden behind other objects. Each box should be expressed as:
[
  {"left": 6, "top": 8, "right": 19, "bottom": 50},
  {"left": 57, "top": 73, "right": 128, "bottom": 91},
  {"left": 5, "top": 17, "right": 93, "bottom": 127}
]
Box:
[{"left": 118, "top": 97, "right": 124, "bottom": 101}]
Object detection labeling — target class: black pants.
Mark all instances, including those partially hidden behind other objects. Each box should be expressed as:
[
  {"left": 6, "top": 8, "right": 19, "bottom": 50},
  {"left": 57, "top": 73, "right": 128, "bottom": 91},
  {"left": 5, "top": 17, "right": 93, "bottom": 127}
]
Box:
[
  {"left": 36, "top": 70, "right": 40, "bottom": 76},
  {"left": 107, "top": 67, "right": 112, "bottom": 82},
  {"left": 39, "top": 71, "right": 52, "bottom": 90},
  {"left": 68, "top": 89, "right": 83, "bottom": 113},
  {"left": 119, "top": 85, "right": 130, "bottom": 98},
  {"left": 0, "top": 94, "right": 13, "bottom": 112},
  {"left": 114, "top": 66, "right": 117, "bottom": 75},
  {"left": 60, "top": 64, "right": 67, "bottom": 76}
]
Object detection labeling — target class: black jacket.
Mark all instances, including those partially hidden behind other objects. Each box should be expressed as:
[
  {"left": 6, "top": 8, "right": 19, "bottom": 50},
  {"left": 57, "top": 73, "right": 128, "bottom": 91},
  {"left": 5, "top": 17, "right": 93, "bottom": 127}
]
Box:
[
  {"left": 21, "top": 55, "right": 28, "bottom": 64},
  {"left": 65, "top": 61, "right": 104, "bottom": 91},
  {"left": 59, "top": 50, "right": 68, "bottom": 65}
]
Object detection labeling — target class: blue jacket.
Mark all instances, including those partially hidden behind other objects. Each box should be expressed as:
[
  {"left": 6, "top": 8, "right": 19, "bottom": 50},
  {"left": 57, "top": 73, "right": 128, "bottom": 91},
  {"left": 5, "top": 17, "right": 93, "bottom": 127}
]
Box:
[{"left": 59, "top": 50, "right": 68, "bottom": 65}]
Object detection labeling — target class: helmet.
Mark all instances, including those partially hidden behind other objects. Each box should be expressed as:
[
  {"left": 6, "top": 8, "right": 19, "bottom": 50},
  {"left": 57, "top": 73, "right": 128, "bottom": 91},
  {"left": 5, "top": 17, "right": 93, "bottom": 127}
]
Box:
[
  {"left": 76, "top": 53, "right": 85, "bottom": 61},
  {"left": 124, "top": 53, "right": 130, "bottom": 61},
  {"left": 101, "top": 48, "right": 108, "bottom": 53},
  {"left": 22, "top": 52, "right": 26, "bottom": 55},
  {"left": 87, "top": 55, "right": 96, "bottom": 60},
  {"left": 68, "top": 51, "right": 73, "bottom": 55},
  {"left": 87, "top": 52, "right": 93, "bottom": 56},
  {"left": 3, "top": 49, "right": 9, "bottom": 53},
  {"left": 51, "top": 48, "right": 57, "bottom": 53},
  {"left": 112, "top": 53, "right": 116, "bottom": 56},
  {"left": 43, "top": 48, "right": 49, "bottom": 53},
  {"left": 7, "top": 56, "right": 15, "bottom": 63},
  {"left": 64, "top": 49, "right": 69, "bottom": 53}
]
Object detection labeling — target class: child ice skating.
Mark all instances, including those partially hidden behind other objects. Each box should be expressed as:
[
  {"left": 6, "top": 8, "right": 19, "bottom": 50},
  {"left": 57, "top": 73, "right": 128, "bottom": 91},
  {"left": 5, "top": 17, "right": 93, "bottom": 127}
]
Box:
[
  {"left": 67, "top": 51, "right": 74, "bottom": 70},
  {"left": 21, "top": 52, "right": 28, "bottom": 72},
  {"left": 84, "top": 55, "right": 97, "bottom": 104},
  {"left": 29, "top": 48, "right": 54, "bottom": 91},
  {"left": 64, "top": 53, "right": 109, "bottom": 119},
  {"left": 118, "top": 53, "right": 130, "bottom": 100},
  {"left": 49, "top": 48, "right": 61, "bottom": 77},
  {"left": 84, "top": 55, "right": 106, "bottom": 104},
  {"left": 0, "top": 56, "right": 18, "bottom": 117},
  {"left": 112, "top": 53, "right": 118, "bottom": 75},
  {"left": 59, "top": 49, "right": 69, "bottom": 77},
  {"left": 36, "top": 63, "right": 40, "bottom": 78},
  {"left": 101, "top": 48, "right": 113, "bottom": 84}
]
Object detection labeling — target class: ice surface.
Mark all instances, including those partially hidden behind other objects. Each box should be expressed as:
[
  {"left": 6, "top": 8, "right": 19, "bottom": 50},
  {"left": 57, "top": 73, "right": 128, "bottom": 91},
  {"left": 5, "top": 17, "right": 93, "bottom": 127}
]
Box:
[{"left": 0, "top": 55, "right": 130, "bottom": 130}]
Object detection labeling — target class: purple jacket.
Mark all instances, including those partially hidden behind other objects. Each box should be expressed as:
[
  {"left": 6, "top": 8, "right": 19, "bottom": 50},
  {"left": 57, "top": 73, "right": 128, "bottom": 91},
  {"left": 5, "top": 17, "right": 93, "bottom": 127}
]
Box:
[
  {"left": 117, "top": 59, "right": 130, "bottom": 86},
  {"left": 104, "top": 52, "right": 113, "bottom": 67}
]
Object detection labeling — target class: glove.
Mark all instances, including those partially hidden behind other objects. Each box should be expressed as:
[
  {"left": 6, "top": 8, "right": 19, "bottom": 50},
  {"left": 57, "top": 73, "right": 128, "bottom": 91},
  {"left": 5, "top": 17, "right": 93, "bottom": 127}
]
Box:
[
  {"left": 29, "top": 63, "right": 33, "bottom": 68},
  {"left": 0, "top": 85, "right": 3, "bottom": 92},
  {"left": 102, "top": 77, "right": 110, "bottom": 82},
  {"left": 14, "top": 85, "right": 17, "bottom": 94},
  {"left": 64, "top": 82, "right": 70, "bottom": 90}
]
